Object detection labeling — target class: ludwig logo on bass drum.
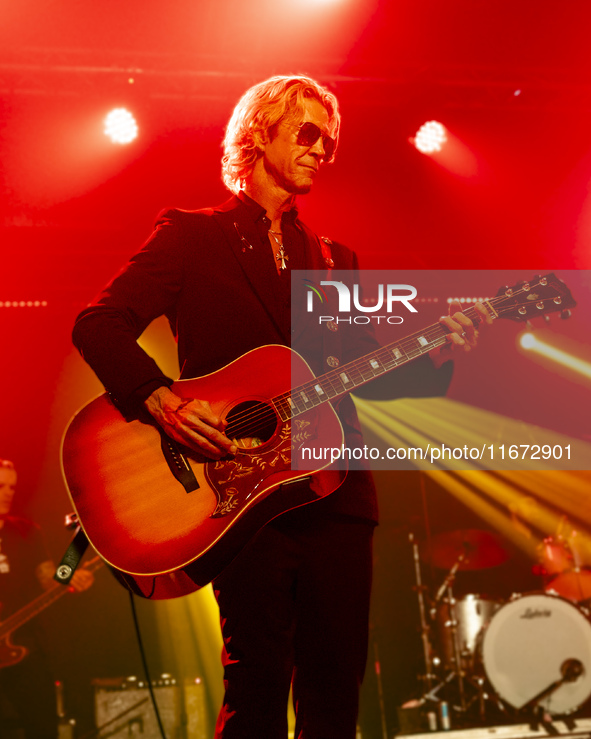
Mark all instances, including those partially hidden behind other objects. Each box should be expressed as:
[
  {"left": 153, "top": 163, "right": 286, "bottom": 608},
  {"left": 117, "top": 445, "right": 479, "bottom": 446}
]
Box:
[{"left": 520, "top": 607, "right": 552, "bottom": 619}]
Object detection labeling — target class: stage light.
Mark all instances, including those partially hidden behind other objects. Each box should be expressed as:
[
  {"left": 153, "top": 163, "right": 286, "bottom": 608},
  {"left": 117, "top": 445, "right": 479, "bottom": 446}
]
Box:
[
  {"left": 413, "top": 121, "right": 447, "bottom": 154},
  {"left": 520, "top": 333, "right": 536, "bottom": 350},
  {"left": 354, "top": 395, "right": 589, "bottom": 473},
  {"left": 0, "top": 300, "right": 47, "bottom": 308},
  {"left": 520, "top": 333, "right": 591, "bottom": 380},
  {"left": 104, "top": 108, "right": 138, "bottom": 145},
  {"left": 446, "top": 297, "right": 487, "bottom": 305}
]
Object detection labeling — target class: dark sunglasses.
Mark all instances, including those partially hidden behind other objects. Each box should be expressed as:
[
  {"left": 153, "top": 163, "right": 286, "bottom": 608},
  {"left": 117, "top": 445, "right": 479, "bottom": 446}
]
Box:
[{"left": 296, "top": 122, "right": 336, "bottom": 161}]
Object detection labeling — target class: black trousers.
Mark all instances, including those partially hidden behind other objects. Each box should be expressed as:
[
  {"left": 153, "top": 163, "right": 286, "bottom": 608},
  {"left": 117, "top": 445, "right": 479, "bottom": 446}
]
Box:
[{"left": 213, "top": 509, "right": 374, "bottom": 739}]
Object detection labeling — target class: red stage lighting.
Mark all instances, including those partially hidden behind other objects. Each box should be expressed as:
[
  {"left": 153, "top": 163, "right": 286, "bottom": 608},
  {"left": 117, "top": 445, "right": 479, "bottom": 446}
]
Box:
[
  {"left": 104, "top": 108, "right": 138, "bottom": 145},
  {"left": 0, "top": 300, "right": 47, "bottom": 308},
  {"left": 413, "top": 121, "right": 447, "bottom": 154}
]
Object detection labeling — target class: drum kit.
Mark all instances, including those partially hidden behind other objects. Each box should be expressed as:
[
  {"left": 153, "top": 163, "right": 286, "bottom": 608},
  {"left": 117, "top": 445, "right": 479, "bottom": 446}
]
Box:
[{"left": 410, "top": 527, "right": 591, "bottom": 727}]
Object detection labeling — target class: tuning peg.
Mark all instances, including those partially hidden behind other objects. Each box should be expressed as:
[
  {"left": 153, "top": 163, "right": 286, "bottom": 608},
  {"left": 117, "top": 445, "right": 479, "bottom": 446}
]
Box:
[
  {"left": 543, "top": 315, "right": 551, "bottom": 324},
  {"left": 560, "top": 310, "right": 572, "bottom": 320}
]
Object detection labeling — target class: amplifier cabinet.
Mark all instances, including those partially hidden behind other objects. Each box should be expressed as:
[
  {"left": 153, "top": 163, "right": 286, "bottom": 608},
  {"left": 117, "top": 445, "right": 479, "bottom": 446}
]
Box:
[
  {"left": 93, "top": 676, "right": 183, "bottom": 739},
  {"left": 183, "top": 678, "right": 207, "bottom": 739}
]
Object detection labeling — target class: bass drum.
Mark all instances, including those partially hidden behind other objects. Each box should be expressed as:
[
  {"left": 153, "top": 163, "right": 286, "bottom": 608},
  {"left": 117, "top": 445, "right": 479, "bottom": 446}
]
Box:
[{"left": 482, "top": 593, "right": 591, "bottom": 715}]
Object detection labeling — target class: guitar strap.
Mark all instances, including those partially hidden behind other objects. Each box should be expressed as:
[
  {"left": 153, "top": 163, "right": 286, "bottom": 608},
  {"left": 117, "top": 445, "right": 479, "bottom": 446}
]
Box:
[
  {"left": 297, "top": 223, "right": 346, "bottom": 371},
  {"left": 54, "top": 524, "right": 90, "bottom": 586},
  {"left": 319, "top": 237, "right": 334, "bottom": 270},
  {"left": 298, "top": 221, "right": 335, "bottom": 272}
]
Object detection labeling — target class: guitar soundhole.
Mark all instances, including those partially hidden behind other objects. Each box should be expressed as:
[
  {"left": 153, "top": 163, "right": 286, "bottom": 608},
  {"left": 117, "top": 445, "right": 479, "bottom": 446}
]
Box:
[{"left": 225, "top": 400, "right": 278, "bottom": 449}]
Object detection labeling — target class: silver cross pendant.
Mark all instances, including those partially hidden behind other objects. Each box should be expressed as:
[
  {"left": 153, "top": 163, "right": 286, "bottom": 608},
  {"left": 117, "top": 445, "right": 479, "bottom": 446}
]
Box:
[{"left": 276, "top": 245, "right": 289, "bottom": 270}]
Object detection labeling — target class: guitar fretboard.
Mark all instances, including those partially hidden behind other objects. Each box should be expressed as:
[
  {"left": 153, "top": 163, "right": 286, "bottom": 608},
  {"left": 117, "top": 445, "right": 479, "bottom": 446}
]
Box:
[
  {"left": 0, "top": 556, "right": 102, "bottom": 638},
  {"left": 214, "top": 274, "right": 571, "bottom": 442},
  {"left": 273, "top": 301, "right": 496, "bottom": 421}
]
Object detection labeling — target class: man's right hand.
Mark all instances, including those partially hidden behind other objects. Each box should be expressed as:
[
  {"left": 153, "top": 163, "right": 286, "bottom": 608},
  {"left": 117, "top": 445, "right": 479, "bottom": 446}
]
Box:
[{"left": 144, "top": 386, "right": 237, "bottom": 460}]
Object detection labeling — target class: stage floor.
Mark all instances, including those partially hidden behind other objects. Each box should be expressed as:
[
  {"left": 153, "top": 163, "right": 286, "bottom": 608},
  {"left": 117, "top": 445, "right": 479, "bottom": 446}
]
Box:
[{"left": 398, "top": 718, "right": 591, "bottom": 739}]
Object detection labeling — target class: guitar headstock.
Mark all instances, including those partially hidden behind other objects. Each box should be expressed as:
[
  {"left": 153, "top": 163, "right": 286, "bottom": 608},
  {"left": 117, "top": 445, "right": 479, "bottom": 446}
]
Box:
[{"left": 492, "top": 273, "right": 576, "bottom": 323}]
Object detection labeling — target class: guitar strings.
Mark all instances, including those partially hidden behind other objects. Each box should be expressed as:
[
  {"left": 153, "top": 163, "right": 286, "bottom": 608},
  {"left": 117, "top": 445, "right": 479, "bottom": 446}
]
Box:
[
  {"left": 225, "top": 303, "right": 498, "bottom": 434},
  {"left": 219, "top": 282, "right": 561, "bottom": 436},
  {"left": 279, "top": 285, "right": 562, "bottom": 414},
  {"left": 223, "top": 313, "right": 456, "bottom": 438}
]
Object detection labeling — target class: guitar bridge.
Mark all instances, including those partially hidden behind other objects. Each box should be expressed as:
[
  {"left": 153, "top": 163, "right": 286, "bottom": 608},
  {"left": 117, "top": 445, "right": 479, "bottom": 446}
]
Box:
[{"left": 159, "top": 433, "right": 200, "bottom": 493}]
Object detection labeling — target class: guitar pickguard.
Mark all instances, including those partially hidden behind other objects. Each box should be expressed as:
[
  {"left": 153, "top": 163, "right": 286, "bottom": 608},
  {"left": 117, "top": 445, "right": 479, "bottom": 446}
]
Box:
[
  {"left": 206, "top": 413, "right": 321, "bottom": 518},
  {"left": 207, "top": 423, "right": 291, "bottom": 517}
]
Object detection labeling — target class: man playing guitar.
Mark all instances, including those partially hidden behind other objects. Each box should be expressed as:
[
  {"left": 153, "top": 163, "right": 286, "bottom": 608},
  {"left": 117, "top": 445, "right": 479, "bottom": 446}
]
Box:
[{"left": 72, "top": 75, "right": 486, "bottom": 738}]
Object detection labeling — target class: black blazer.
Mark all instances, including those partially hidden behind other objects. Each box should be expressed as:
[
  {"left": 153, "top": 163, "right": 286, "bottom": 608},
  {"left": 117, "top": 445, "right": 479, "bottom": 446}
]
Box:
[{"left": 73, "top": 195, "right": 449, "bottom": 521}]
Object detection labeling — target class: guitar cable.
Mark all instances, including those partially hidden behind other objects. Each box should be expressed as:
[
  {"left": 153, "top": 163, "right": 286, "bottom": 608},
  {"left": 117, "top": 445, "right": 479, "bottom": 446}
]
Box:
[{"left": 128, "top": 590, "right": 169, "bottom": 739}]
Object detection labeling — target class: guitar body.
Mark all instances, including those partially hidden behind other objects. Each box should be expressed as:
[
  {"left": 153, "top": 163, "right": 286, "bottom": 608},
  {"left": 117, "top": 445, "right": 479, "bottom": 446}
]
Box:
[{"left": 62, "top": 345, "right": 345, "bottom": 599}]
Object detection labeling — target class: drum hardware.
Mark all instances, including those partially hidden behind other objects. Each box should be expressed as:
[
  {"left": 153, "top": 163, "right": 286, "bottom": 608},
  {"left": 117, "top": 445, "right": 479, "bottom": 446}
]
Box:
[
  {"left": 522, "top": 658, "right": 584, "bottom": 711},
  {"left": 429, "top": 532, "right": 506, "bottom": 715},
  {"left": 408, "top": 517, "right": 591, "bottom": 727},
  {"left": 435, "top": 594, "right": 500, "bottom": 675},
  {"left": 412, "top": 536, "right": 480, "bottom": 717},
  {"left": 410, "top": 529, "right": 512, "bottom": 725},
  {"left": 409, "top": 531, "right": 459, "bottom": 721},
  {"left": 441, "top": 585, "right": 468, "bottom": 712},
  {"left": 433, "top": 549, "right": 469, "bottom": 605},
  {"left": 411, "top": 532, "right": 477, "bottom": 711},
  {"left": 431, "top": 545, "right": 473, "bottom": 711},
  {"left": 418, "top": 589, "right": 497, "bottom": 722},
  {"left": 482, "top": 592, "right": 591, "bottom": 717},
  {"left": 409, "top": 533, "right": 438, "bottom": 690}
]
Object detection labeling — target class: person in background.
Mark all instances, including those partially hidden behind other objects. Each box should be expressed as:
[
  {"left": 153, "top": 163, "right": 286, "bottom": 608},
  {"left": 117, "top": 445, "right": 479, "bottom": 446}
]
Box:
[{"left": 0, "top": 459, "right": 94, "bottom": 739}]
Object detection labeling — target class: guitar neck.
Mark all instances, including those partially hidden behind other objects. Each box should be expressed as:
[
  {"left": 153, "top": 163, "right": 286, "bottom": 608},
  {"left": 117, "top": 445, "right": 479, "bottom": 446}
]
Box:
[
  {"left": 0, "top": 585, "right": 67, "bottom": 638},
  {"left": 274, "top": 302, "right": 496, "bottom": 421},
  {"left": 0, "top": 556, "right": 102, "bottom": 638}
]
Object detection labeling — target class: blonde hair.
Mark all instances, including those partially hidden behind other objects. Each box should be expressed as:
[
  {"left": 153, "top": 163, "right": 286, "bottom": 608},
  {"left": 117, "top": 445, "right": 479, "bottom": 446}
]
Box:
[{"left": 222, "top": 75, "right": 340, "bottom": 194}]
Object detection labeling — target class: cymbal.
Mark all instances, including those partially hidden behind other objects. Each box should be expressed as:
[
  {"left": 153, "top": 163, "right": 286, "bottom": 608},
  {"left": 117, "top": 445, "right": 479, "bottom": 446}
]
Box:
[{"left": 422, "top": 529, "right": 509, "bottom": 570}]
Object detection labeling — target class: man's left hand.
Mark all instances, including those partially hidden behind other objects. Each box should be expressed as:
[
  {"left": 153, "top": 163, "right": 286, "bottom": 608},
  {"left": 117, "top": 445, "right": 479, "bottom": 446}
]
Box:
[
  {"left": 68, "top": 568, "right": 95, "bottom": 593},
  {"left": 430, "top": 300, "right": 492, "bottom": 368}
]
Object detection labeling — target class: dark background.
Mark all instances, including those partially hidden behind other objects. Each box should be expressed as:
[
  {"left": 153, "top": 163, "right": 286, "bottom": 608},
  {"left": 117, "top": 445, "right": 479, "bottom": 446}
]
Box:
[{"left": 2, "top": 1, "right": 591, "bottom": 737}]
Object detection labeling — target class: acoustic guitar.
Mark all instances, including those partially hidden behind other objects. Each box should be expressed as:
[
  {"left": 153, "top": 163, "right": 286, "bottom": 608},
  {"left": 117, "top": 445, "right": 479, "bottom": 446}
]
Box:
[{"left": 61, "top": 274, "right": 575, "bottom": 599}]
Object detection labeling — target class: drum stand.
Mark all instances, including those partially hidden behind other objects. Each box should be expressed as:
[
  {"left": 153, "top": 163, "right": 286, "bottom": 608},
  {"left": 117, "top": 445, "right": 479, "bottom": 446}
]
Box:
[
  {"left": 410, "top": 533, "right": 438, "bottom": 693},
  {"left": 520, "top": 659, "right": 584, "bottom": 732},
  {"left": 411, "top": 535, "right": 467, "bottom": 716},
  {"left": 411, "top": 536, "right": 502, "bottom": 726},
  {"left": 433, "top": 547, "right": 470, "bottom": 707}
]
